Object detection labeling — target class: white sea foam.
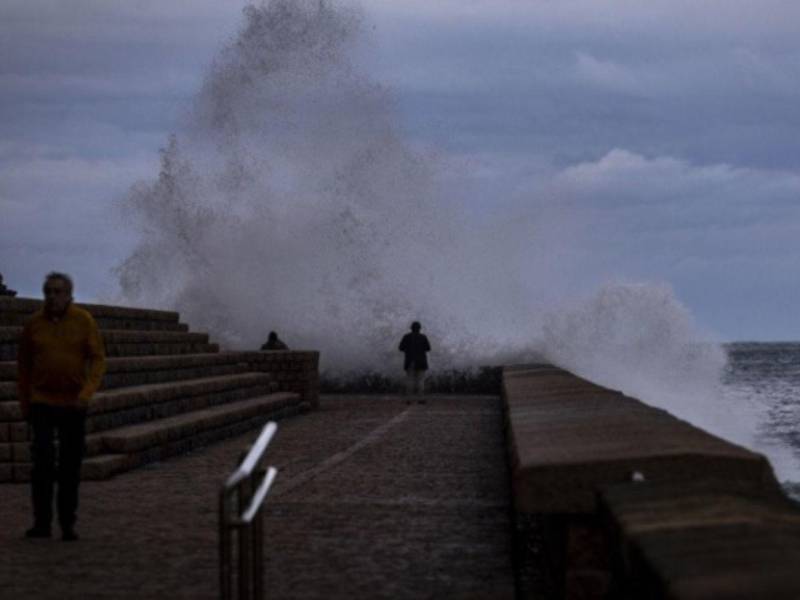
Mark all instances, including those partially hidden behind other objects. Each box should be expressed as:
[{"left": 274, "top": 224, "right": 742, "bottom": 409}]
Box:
[{"left": 116, "top": 0, "right": 549, "bottom": 372}]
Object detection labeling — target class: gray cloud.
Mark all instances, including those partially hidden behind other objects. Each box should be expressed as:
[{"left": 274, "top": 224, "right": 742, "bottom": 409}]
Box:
[
  {"left": 367, "top": 1, "right": 800, "bottom": 169},
  {"left": 2, "top": 0, "right": 800, "bottom": 342}
]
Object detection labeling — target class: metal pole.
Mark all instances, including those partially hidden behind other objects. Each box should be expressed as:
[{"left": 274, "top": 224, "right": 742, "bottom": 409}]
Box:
[
  {"left": 220, "top": 423, "right": 278, "bottom": 600},
  {"left": 239, "top": 481, "right": 252, "bottom": 600},
  {"left": 253, "top": 468, "right": 265, "bottom": 600},
  {"left": 220, "top": 492, "right": 232, "bottom": 600}
]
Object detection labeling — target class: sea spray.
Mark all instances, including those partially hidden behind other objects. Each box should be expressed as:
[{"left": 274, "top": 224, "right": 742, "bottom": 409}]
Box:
[
  {"left": 541, "top": 282, "right": 799, "bottom": 481},
  {"left": 542, "top": 283, "right": 731, "bottom": 433},
  {"left": 115, "top": 0, "right": 798, "bottom": 479},
  {"left": 116, "top": 0, "right": 555, "bottom": 371},
  {"left": 117, "top": 0, "right": 454, "bottom": 370}
]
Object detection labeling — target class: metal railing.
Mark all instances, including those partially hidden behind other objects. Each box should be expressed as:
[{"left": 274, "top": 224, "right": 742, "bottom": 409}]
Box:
[{"left": 220, "top": 421, "right": 279, "bottom": 600}]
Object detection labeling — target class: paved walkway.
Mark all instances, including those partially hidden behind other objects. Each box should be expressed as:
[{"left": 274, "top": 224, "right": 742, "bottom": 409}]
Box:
[{"left": 0, "top": 395, "right": 516, "bottom": 599}]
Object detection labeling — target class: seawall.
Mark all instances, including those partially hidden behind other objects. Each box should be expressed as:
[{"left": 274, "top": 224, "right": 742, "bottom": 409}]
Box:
[{"left": 504, "top": 363, "right": 800, "bottom": 598}]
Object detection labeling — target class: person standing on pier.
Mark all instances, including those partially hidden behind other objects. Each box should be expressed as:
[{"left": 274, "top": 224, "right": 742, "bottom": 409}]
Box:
[
  {"left": 17, "top": 272, "right": 106, "bottom": 541},
  {"left": 398, "top": 321, "right": 431, "bottom": 402}
]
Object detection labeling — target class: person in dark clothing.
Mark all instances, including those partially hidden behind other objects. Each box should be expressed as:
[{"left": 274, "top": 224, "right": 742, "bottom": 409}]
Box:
[
  {"left": 17, "top": 272, "right": 106, "bottom": 542},
  {"left": 261, "top": 331, "right": 289, "bottom": 350},
  {"left": 398, "top": 321, "right": 431, "bottom": 402}
]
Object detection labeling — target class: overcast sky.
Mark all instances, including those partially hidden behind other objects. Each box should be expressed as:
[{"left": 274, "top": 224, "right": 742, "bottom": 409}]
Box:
[{"left": 2, "top": 0, "right": 800, "bottom": 341}]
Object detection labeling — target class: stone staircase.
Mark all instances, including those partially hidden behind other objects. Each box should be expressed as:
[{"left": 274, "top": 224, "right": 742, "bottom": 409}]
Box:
[{"left": 0, "top": 296, "right": 318, "bottom": 482}]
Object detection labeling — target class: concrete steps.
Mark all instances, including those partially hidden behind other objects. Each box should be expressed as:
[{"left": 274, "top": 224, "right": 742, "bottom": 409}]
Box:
[
  {"left": 93, "top": 353, "right": 248, "bottom": 390},
  {"left": 0, "top": 326, "right": 218, "bottom": 361},
  {"left": 0, "top": 296, "right": 318, "bottom": 483},
  {"left": 0, "top": 352, "right": 247, "bottom": 382},
  {"left": 23, "top": 393, "right": 303, "bottom": 481},
  {"left": 0, "top": 297, "right": 183, "bottom": 330},
  {"left": 87, "top": 373, "right": 278, "bottom": 432},
  {"left": 0, "top": 353, "right": 261, "bottom": 402},
  {"left": 0, "top": 352, "right": 254, "bottom": 386},
  {"left": 1, "top": 371, "right": 273, "bottom": 421},
  {"left": 97, "top": 392, "right": 298, "bottom": 454}
]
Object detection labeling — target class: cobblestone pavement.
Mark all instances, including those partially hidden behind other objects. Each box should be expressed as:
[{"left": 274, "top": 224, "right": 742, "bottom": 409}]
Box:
[{"left": 0, "top": 395, "right": 516, "bottom": 599}]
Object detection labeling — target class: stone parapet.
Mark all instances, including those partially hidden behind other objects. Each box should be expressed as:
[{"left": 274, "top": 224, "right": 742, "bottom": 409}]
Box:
[
  {"left": 504, "top": 365, "right": 777, "bottom": 514},
  {"left": 599, "top": 479, "right": 800, "bottom": 598},
  {"left": 503, "top": 363, "right": 798, "bottom": 598},
  {"left": 241, "top": 350, "right": 320, "bottom": 408}
]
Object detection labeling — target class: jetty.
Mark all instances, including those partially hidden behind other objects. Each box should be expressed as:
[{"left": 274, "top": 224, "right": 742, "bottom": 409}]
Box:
[{"left": 2, "top": 292, "right": 800, "bottom": 599}]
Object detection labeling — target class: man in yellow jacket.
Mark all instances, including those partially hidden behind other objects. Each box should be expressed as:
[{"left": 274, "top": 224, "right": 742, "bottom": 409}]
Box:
[{"left": 17, "top": 272, "right": 106, "bottom": 541}]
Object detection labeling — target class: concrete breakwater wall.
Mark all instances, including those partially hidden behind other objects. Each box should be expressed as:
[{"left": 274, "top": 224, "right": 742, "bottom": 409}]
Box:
[{"left": 504, "top": 364, "right": 800, "bottom": 599}]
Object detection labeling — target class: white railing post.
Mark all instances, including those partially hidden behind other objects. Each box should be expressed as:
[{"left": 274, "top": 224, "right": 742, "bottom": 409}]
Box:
[{"left": 220, "top": 422, "right": 278, "bottom": 600}]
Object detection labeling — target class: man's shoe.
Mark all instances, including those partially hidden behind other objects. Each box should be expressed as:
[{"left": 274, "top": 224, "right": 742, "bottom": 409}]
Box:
[
  {"left": 61, "top": 527, "right": 79, "bottom": 542},
  {"left": 25, "top": 526, "right": 51, "bottom": 539}
]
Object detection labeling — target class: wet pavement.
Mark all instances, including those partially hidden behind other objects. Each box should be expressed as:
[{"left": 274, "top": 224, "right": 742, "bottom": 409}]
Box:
[{"left": 0, "top": 395, "right": 516, "bottom": 599}]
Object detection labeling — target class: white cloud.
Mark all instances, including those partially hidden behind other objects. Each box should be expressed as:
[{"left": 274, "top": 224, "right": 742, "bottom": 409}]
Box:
[{"left": 551, "top": 149, "right": 800, "bottom": 220}]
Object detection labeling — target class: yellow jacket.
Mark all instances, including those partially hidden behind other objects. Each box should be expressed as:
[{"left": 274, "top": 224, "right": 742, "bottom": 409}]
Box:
[{"left": 17, "top": 304, "right": 106, "bottom": 417}]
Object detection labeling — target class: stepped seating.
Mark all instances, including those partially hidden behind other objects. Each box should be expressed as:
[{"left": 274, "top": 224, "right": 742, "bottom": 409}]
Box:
[
  {"left": 0, "top": 328, "right": 218, "bottom": 360},
  {"left": 0, "top": 296, "right": 316, "bottom": 482},
  {"left": 0, "top": 297, "right": 188, "bottom": 330}
]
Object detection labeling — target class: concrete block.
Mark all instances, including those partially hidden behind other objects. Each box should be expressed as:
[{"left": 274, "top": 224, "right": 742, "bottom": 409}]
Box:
[
  {"left": 13, "top": 463, "right": 31, "bottom": 482},
  {"left": 12, "top": 442, "right": 29, "bottom": 462},
  {"left": 85, "top": 436, "right": 104, "bottom": 456},
  {"left": 623, "top": 520, "right": 800, "bottom": 598},
  {"left": 0, "top": 443, "right": 11, "bottom": 462},
  {"left": 10, "top": 422, "right": 29, "bottom": 442},
  {"left": 0, "top": 383, "right": 16, "bottom": 402},
  {"left": 81, "top": 454, "right": 130, "bottom": 480},
  {"left": 0, "top": 422, "right": 9, "bottom": 441},
  {"left": 0, "top": 362, "right": 15, "bottom": 380},
  {"left": 503, "top": 366, "right": 781, "bottom": 514}
]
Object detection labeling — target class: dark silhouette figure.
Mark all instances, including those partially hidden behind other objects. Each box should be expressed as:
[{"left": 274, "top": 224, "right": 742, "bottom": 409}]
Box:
[
  {"left": 261, "top": 331, "right": 289, "bottom": 350},
  {"left": 0, "top": 273, "right": 17, "bottom": 297},
  {"left": 398, "top": 321, "right": 431, "bottom": 401},
  {"left": 17, "top": 272, "right": 106, "bottom": 541}
]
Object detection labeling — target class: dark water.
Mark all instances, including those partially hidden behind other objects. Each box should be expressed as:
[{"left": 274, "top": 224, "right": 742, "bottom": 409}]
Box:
[{"left": 724, "top": 342, "right": 800, "bottom": 497}]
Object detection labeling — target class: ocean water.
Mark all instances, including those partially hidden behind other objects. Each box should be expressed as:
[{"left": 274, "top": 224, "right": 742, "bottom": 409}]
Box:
[{"left": 723, "top": 342, "right": 800, "bottom": 499}]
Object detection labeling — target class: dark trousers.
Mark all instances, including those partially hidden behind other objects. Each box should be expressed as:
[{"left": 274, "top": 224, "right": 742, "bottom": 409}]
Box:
[{"left": 29, "top": 404, "right": 87, "bottom": 530}]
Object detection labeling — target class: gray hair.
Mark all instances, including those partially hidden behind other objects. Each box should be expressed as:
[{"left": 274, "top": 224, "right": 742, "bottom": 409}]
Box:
[{"left": 44, "top": 272, "right": 74, "bottom": 295}]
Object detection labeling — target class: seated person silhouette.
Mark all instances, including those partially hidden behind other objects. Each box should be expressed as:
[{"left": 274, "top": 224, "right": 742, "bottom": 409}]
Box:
[{"left": 261, "top": 331, "right": 289, "bottom": 350}]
